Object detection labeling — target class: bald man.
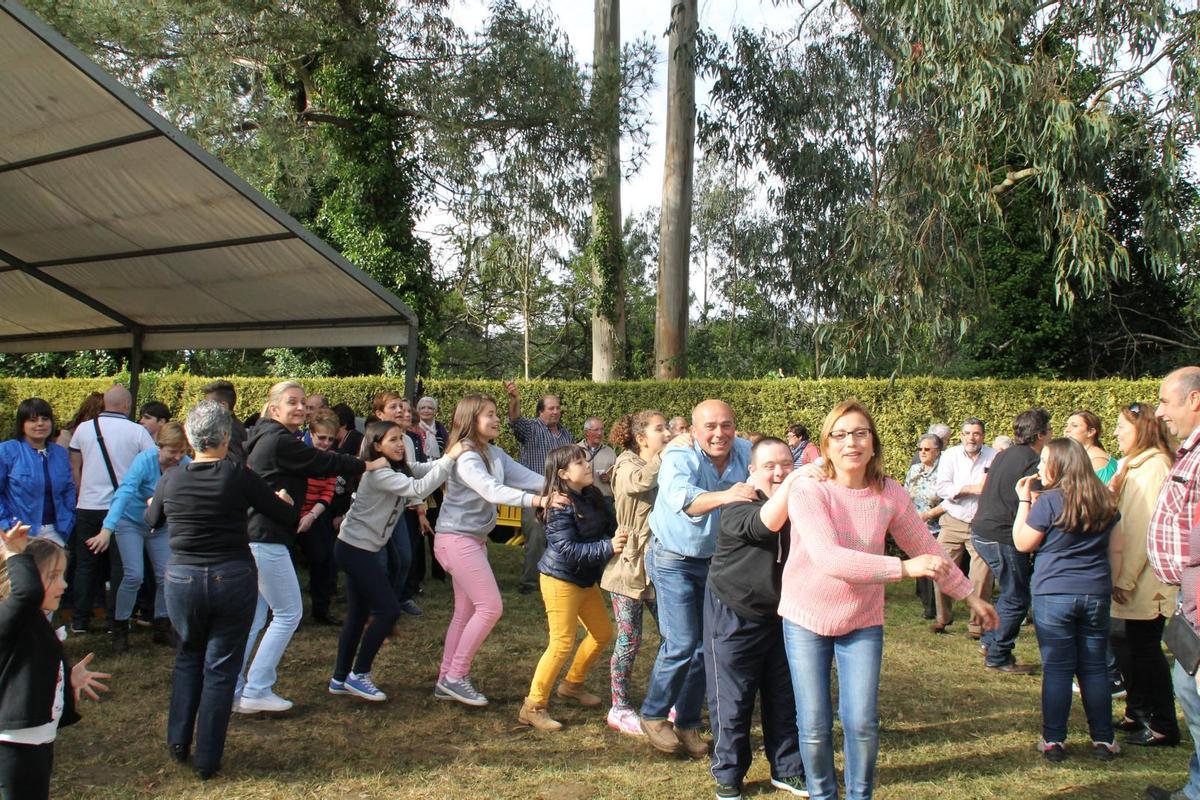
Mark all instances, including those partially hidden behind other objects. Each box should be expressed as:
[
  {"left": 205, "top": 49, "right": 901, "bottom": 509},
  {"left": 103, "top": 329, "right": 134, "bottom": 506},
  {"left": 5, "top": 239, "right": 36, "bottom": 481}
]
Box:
[
  {"left": 1146, "top": 367, "right": 1200, "bottom": 800},
  {"left": 640, "top": 400, "right": 757, "bottom": 758},
  {"left": 67, "top": 384, "right": 156, "bottom": 637}
]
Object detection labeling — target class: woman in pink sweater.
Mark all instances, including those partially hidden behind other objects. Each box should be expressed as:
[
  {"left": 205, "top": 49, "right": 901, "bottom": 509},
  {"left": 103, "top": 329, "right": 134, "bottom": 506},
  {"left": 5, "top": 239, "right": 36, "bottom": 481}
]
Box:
[{"left": 781, "top": 400, "right": 997, "bottom": 800}]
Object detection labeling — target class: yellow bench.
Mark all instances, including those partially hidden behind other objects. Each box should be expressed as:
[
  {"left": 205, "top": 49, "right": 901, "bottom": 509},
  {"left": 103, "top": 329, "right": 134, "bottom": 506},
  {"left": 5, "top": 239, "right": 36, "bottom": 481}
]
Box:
[{"left": 496, "top": 504, "right": 523, "bottom": 546}]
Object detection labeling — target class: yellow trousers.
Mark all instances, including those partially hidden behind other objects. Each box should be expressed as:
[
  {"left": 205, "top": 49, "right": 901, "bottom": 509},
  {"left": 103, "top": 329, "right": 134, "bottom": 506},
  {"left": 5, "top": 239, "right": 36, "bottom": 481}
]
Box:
[{"left": 527, "top": 574, "right": 613, "bottom": 705}]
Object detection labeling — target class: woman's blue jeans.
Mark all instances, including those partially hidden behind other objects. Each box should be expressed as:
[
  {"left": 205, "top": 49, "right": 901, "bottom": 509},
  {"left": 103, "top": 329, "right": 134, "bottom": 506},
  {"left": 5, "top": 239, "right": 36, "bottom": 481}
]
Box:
[
  {"left": 1032, "top": 593, "right": 1114, "bottom": 744},
  {"left": 238, "top": 542, "right": 303, "bottom": 699},
  {"left": 783, "top": 621, "right": 883, "bottom": 800},
  {"left": 113, "top": 518, "right": 170, "bottom": 621}
]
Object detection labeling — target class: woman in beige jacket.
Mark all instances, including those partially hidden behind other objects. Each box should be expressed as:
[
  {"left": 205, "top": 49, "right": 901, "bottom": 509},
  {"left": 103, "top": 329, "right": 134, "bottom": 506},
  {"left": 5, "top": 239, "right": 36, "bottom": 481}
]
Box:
[
  {"left": 600, "top": 410, "right": 671, "bottom": 737},
  {"left": 1110, "top": 402, "right": 1179, "bottom": 746}
]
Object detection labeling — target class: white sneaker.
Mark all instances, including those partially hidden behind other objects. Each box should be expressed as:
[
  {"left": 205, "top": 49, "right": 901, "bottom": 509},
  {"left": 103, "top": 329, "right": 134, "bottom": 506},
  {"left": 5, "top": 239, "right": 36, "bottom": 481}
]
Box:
[{"left": 236, "top": 692, "right": 294, "bottom": 713}]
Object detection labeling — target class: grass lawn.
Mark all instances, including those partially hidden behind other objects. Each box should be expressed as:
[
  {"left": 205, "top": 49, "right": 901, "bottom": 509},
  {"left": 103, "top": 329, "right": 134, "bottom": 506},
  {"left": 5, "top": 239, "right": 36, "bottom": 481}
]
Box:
[{"left": 55, "top": 543, "right": 1188, "bottom": 799}]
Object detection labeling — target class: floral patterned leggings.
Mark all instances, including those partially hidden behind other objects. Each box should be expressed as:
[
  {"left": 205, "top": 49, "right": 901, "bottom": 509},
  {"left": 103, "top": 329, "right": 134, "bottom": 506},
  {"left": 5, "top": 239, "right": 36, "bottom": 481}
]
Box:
[{"left": 609, "top": 592, "right": 659, "bottom": 709}]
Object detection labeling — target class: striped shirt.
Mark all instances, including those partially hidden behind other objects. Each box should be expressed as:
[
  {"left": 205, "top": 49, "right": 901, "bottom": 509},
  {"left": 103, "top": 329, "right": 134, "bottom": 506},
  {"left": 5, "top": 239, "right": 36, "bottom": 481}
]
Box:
[
  {"left": 510, "top": 416, "right": 573, "bottom": 473},
  {"left": 1148, "top": 427, "right": 1200, "bottom": 588}
]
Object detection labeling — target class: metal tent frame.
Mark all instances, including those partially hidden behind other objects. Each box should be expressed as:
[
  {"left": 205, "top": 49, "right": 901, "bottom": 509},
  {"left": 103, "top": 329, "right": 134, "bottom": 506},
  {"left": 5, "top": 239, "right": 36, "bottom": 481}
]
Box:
[{"left": 0, "top": 0, "right": 419, "bottom": 403}]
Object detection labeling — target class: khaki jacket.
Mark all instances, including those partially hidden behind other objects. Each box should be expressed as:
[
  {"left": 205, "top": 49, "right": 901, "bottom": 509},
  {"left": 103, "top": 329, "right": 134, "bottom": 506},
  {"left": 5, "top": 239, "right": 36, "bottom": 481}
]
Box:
[
  {"left": 1112, "top": 450, "right": 1178, "bottom": 620},
  {"left": 599, "top": 449, "right": 662, "bottom": 600}
]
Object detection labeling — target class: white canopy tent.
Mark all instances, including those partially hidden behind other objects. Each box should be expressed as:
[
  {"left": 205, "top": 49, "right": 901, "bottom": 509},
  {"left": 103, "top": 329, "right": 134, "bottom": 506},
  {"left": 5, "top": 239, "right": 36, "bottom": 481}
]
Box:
[{"left": 0, "top": 0, "right": 419, "bottom": 402}]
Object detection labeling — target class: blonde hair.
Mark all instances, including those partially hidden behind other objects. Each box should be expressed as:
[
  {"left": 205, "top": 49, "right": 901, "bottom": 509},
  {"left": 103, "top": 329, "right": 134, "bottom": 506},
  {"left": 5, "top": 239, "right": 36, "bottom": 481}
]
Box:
[
  {"left": 261, "top": 381, "right": 304, "bottom": 419},
  {"left": 448, "top": 394, "right": 497, "bottom": 472},
  {"left": 155, "top": 421, "right": 188, "bottom": 450},
  {"left": 309, "top": 409, "right": 339, "bottom": 435},
  {"left": 819, "top": 398, "right": 886, "bottom": 490}
]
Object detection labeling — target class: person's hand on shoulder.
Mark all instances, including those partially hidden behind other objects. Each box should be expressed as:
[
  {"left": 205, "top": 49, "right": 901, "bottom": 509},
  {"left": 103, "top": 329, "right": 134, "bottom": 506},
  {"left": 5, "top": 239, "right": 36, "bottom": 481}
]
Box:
[
  {"left": 723, "top": 483, "right": 758, "bottom": 505},
  {"left": 364, "top": 457, "right": 389, "bottom": 472}
]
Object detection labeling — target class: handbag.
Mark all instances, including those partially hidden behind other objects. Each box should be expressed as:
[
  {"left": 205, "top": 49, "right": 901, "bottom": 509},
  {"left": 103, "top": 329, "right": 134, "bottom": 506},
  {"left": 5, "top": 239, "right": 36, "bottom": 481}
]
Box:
[{"left": 1164, "top": 612, "right": 1200, "bottom": 676}]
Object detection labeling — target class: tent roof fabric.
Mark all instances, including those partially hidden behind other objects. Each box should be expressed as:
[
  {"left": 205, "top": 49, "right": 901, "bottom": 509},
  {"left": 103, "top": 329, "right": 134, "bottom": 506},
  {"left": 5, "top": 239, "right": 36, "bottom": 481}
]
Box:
[{"left": 0, "top": 0, "right": 417, "bottom": 354}]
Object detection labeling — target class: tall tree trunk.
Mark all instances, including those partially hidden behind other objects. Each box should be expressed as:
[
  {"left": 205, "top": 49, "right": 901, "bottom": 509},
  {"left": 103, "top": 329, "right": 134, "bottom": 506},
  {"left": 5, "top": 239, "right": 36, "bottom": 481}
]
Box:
[
  {"left": 655, "top": 0, "right": 697, "bottom": 379},
  {"left": 590, "top": 0, "right": 626, "bottom": 381}
]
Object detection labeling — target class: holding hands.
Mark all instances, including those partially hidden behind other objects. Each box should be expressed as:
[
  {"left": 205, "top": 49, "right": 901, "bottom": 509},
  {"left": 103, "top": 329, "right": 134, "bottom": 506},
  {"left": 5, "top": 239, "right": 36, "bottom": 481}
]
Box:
[{"left": 612, "top": 529, "right": 629, "bottom": 554}]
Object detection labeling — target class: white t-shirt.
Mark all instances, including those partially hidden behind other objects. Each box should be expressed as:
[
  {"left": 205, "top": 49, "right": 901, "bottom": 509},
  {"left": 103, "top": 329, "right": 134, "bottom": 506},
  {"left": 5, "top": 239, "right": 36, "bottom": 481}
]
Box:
[{"left": 69, "top": 412, "right": 156, "bottom": 510}]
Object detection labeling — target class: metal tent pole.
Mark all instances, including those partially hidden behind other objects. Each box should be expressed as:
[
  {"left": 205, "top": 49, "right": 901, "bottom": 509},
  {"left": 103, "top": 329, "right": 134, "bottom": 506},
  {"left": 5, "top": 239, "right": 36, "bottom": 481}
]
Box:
[{"left": 128, "top": 328, "right": 144, "bottom": 418}]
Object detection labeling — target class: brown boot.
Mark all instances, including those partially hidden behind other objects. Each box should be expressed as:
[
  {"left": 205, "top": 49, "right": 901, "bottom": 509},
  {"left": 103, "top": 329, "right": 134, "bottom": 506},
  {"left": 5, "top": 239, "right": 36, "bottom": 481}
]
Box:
[
  {"left": 518, "top": 699, "right": 563, "bottom": 732},
  {"left": 640, "top": 718, "right": 682, "bottom": 755},
  {"left": 674, "top": 726, "right": 711, "bottom": 759},
  {"left": 555, "top": 680, "right": 601, "bottom": 707}
]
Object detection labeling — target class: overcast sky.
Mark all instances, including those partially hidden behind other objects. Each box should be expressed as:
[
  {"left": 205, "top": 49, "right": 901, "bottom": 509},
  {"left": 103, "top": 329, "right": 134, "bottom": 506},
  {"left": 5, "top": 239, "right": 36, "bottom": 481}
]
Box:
[{"left": 447, "top": 0, "right": 794, "bottom": 218}]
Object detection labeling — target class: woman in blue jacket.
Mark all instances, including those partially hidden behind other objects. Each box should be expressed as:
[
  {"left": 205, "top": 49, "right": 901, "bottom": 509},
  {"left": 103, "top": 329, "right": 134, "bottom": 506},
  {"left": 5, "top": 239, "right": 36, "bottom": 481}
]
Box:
[
  {"left": 0, "top": 399, "right": 75, "bottom": 548},
  {"left": 86, "top": 422, "right": 190, "bottom": 652},
  {"left": 520, "top": 444, "right": 628, "bottom": 732}
]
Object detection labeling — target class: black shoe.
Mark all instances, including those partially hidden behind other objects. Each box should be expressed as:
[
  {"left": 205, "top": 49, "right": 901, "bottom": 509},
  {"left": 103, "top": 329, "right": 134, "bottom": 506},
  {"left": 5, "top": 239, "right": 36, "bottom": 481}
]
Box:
[
  {"left": 518, "top": 584, "right": 534, "bottom": 595},
  {"left": 111, "top": 621, "right": 130, "bottom": 654},
  {"left": 986, "top": 659, "right": 1037, "bottom": 675},
  {"left": 312, "top": 613, "right": 341, "bottom": 626},
  {"left": 714, "top": 782, "right": 742, "bottom": 800},
  {"left": 169, "top": 743, "right": 189, "bottom": 764},
  {"left": 1091, "top": 741, "right": 1120, "bottom": 762},
  {"left": 1116, "top": 715, "right": 1149, "bottom": 732},
  {"left": 70, "top": 619, "right": 90, "bottom": 635},
  {"left": 1125, "top": 727, "right": 1180, "bottom": 747},
  {"left": 195, "top": 764, "right": 217, "bottom": 781}
]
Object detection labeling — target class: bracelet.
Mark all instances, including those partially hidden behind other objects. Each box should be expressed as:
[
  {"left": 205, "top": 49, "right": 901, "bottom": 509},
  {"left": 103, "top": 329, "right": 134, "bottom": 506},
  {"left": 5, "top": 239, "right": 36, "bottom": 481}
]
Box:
[{"left": 1018, "top": 499, "right": 1031, "bottom": 504}]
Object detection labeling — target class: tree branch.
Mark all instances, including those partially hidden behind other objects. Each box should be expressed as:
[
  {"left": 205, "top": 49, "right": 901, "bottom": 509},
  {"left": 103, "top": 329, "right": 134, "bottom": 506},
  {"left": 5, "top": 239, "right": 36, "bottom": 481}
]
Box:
[
  {"left": 989, "top": 167, "right": 1039, "bottom": 195},
  {"left": 1085, "top": 31, "right": 1190, "bottom": 112},
  {"left": 839, "top": 0, "right": 904, "bottom": 65}
]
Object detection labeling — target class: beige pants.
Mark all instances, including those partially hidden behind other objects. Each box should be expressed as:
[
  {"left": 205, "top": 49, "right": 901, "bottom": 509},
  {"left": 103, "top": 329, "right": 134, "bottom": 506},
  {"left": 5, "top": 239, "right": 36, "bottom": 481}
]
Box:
[{"left": 934, "top": 513, "right": 992, "bottom": 633}]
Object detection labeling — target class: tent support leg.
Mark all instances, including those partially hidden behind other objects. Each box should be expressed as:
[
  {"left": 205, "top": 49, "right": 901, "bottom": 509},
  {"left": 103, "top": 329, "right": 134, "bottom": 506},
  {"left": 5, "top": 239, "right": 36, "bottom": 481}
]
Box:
[
  {"left": 129, "top": 329, "right": 144, "bottom": 418},
  {"left": 404, "top": 325, "right": 418, "bottom": 401}
]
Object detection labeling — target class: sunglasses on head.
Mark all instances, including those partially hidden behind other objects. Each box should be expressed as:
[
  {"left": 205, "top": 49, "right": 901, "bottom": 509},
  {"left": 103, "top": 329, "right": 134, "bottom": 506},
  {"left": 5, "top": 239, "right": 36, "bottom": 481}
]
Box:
[{"left": 1129, "top": 402, "right": 1143, "bottom": 417}]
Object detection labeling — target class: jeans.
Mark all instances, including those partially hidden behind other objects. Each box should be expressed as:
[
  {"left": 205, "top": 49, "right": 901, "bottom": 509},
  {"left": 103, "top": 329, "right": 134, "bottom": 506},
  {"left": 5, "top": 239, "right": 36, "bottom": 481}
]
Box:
[
  {"left": 334, "top": 539, "right": 400, "bottom": 681},
  {"left": 298, "top": 513, "right": 337, "bottom": 618},
  {"left": 403, "top": 508, "right": 425, "bottom": 598},
  {"left": 239, "top": 543, "right": 303, "bottom": 700},
  {"left": 113, "top": 517, "right": 170, "bottom": 621},
  {"left": 1032, "top": 593, "right": 1113, "bottom": 744},
  {"left": 783, "top": 621, "right": 884, "bottom": 800},
  {"left": 972, "top": 537, "right": 1031, "bottom": 667},
  {"left": 386, "top": 515, "right": 413, "bottom": 603},
  {"left": 527, "top": 575, "right": 612, "bottom": 705},
  {"left": 165, "top": 559, "right": 258, "bottom": 774},
  {"left": 640, "top": 539, "right": 708, "bottom": 729},
  {"left": 1172, "top": 659, "right": 1200, "bottom": 800},
  {"left": 1112, "top": 615, "right": 1178, "bottom": 737}
]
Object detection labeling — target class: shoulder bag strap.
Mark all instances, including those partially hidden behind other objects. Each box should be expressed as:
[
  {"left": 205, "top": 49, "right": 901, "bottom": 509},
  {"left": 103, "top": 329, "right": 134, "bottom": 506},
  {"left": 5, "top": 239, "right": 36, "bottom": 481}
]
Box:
[{"left": 92, "top": 417, "right": 120, "bottom": 491}]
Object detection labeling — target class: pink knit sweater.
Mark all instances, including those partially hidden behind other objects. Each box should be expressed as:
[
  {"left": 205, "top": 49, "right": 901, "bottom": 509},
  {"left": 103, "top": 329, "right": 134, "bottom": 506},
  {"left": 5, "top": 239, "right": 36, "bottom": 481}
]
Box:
[{"left": 780, "top": 477, "right": 973, "bottom": 636}]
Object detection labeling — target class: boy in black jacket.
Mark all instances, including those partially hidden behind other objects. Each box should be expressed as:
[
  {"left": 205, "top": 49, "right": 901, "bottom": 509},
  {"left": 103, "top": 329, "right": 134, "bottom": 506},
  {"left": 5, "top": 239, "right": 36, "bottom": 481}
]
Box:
[{"left": 704, "top": 438, "right": 807, "bottom": 800}]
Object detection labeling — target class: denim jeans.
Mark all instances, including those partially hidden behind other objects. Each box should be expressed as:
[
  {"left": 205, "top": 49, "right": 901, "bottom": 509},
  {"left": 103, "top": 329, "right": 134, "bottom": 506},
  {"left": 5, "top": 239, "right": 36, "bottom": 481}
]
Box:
[
  {"left": 113, "top": 518, "right": 170, "bottom": 621},
  {"left": 972, "top": 537, "right": 1031, "bottom": 667},
  {"left": 239, "top": 542, "right": 303, "bottom": 700},
  {"left": 165, "top": 559, "right": 258, "bottom": 774},
  {"left": 783, "top": 621, "right": 884, "bottom": 800},
  {"left": 1172, "top": 659, "right": 1200, "bottom": 800},
  {"left": 386, "top": 515, "right": 413, "bottom": 603},
  {"left": 640, "top": 539, "right": 709, "bottom": 729},
  {"left": 1031, "top": 593, "right": 1113, "bottom": 744}
]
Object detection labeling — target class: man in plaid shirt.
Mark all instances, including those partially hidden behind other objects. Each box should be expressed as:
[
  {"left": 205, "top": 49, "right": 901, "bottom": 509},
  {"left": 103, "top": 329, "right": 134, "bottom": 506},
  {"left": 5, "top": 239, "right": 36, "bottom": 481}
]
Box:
[
  {"left": 504, "top": 380, "right": 573, "bottom": 594},
  {"left": 1147, "top": 366, "right": 1200, "bottom": 800}
]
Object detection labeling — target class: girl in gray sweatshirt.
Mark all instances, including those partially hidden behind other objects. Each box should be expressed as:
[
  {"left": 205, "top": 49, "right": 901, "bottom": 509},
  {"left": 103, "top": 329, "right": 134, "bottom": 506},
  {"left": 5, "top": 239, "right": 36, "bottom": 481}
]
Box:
[{"left": 329, "top": 422, "right": 464, "bottom": 702}]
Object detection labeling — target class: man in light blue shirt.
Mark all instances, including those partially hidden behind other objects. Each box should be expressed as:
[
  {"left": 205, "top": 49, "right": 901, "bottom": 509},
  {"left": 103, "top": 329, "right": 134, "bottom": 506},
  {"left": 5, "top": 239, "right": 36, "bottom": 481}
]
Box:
[{"left": 640, "top": 400, "right": 756, "bottom": 758}]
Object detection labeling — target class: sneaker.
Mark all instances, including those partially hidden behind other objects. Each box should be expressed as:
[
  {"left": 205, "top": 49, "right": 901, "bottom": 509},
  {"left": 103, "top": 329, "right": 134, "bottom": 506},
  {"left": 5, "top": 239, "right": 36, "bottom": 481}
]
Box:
[
  {"left": 236, "top": 692, "right": 294, "bottom": 713},
  {"left": 433, "top": 682, "right": 452, "bottom": 701},
  {"left": 70, "top": 621, "right": 90, "bottom": 635},
  {"left": 1111, "top": 680, "right": 1128, "bottom": 700},
  {"left": 1092, "top": 740, "right": 1120, "bottom": 762},
  {"left": 344, "top": 672, "right": 387, "bottom": 702},
  {"left": 1039, "top": 738, "right": 1067, "bottom": 763},
  {"left": 328, "top": 678, "right": 351, "bottom": 696},
  {"left": 606, "top": 706, "right": 645, "bottom": 737},
  {"left": 436, "top": 676, "right": 488, "bottom": 707},
  {"left": 399, "top": 599, "right": 423, "bottom": 617},
  {"left": 715, "top": 783, "right": 742, "bottom": 800},
  {"left": 770, "top": 775, "right": 810, "bottom": 797}
]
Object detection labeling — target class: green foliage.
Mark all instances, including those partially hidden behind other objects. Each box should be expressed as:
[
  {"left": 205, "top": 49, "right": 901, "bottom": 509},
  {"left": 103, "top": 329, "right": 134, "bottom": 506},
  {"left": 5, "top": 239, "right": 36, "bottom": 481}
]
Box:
[{"left": 2, "top": 375, "right": 1162, "bottom": 479}]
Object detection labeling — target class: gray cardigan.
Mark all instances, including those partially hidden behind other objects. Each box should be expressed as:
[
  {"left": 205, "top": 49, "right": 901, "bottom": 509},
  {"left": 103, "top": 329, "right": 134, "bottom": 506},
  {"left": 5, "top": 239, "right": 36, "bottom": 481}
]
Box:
[{"left": 337, "top": 456, "right": 454, "bottom": 552}]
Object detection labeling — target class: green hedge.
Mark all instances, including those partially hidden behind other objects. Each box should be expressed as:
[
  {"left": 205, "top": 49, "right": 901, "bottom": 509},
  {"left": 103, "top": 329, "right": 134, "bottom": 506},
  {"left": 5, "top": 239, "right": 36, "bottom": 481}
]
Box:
[{"left": 0, "top": 375, "right": 1163, "bottom": 479}]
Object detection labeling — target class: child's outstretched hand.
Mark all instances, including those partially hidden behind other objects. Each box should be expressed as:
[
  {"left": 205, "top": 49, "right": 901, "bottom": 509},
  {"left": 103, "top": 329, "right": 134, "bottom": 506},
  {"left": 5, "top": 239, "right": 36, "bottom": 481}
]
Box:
[
  {"left": 0, "top": 522, "right": 31, "bottom": 556},
  {"left": 72, "top": 653, "right": 111, "bottom": 703}
]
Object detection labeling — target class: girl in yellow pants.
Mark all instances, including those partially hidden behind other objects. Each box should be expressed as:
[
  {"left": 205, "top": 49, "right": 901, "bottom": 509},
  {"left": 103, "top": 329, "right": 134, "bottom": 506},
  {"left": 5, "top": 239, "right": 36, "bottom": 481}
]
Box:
[{"left": 521, "top": 445, "right": 627, "bottom": 731}]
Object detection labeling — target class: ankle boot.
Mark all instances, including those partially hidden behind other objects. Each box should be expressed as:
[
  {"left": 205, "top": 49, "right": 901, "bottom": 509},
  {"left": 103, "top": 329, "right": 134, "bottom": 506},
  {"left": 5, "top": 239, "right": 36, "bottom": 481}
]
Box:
[
  {"left": 111, "top": 620, "right": 130, "bottom": 654},
  {"left": 152, "top": 618, "right": 178, "bottom": 647},
  {"left": 556, "top": 680, "right": 601, "bottom": 707},
  {"left": 518, "top": 699, "right": 563, "bottom": 732}
]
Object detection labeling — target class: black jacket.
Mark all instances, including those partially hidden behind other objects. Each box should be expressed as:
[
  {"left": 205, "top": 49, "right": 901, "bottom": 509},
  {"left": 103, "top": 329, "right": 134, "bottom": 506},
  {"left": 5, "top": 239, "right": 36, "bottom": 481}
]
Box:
[
  {"left": 244, "top": 420, "right": 365, "bottom": 547},
  {"left": 0, "top": 554, "right": 80, "bottom": 731},
  {"left": 538, "top": 488, "right": 616, "bottom": 588},
  {"left": 708, "top": 491, "right": 789, "bottom": 622}
]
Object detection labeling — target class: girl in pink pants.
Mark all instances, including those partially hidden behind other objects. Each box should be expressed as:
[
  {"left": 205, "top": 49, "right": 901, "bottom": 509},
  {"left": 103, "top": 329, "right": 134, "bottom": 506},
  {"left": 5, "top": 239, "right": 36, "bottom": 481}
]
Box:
[{"left": 431, "top": 394, "right": 560, "bottom": 707}]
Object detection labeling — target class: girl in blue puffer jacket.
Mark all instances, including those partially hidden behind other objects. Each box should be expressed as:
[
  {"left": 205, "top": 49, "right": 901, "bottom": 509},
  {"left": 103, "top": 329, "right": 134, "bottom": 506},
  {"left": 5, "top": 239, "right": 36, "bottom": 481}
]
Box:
[{"left": 519, "top": 445, "right": 627, "bottom": 732}]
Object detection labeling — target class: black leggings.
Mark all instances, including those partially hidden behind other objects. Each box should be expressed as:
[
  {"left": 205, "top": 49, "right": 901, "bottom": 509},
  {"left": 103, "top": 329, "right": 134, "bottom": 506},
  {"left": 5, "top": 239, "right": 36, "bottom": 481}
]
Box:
[
  {"left": 1112, "top": 614, "right": 1179, "bottom": 736},
  {"left": 0, "top": 740, "right": 53, "bottom": 800},
  {"left": 334, "top": 539, "right": 402, "bottom": 680}
]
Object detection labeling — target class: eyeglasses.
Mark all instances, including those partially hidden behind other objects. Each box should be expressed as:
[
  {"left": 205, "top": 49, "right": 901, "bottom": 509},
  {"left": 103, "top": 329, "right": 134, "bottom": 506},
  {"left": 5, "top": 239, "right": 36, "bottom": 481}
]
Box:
[
  {"left": 313, "top": 434, "right": 336, "bottom": 443},
  {"left": 917, "top": 446, "right": 938, "bottom": 452},
  {"left": 828, "top": 429, "right": 872, "bottom": 443}
]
